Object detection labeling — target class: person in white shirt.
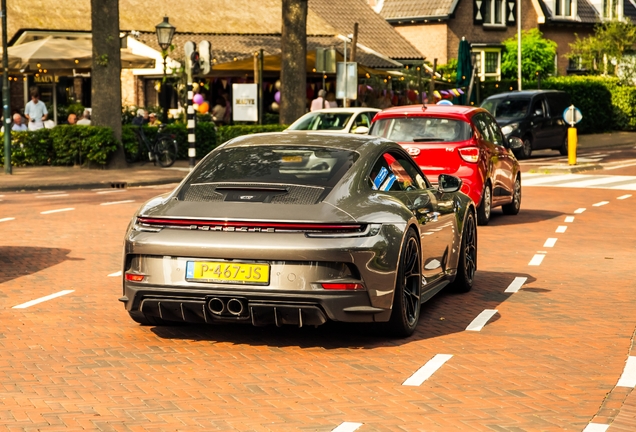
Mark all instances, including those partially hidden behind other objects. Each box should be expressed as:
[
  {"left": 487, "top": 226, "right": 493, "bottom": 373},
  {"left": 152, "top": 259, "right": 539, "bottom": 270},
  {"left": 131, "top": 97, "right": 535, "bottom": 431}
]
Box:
[
  {"left": 77, "top": 110, "right": 92, "bottom": 125},
  {"left": 310, "top": 89, "right": 329, "bottom": 112},
  {"left": 24, "top": 87, "right": 48, "bottom": 131},
  {"left": 12, "top": 113, "right": 27, "bottom": 132}
]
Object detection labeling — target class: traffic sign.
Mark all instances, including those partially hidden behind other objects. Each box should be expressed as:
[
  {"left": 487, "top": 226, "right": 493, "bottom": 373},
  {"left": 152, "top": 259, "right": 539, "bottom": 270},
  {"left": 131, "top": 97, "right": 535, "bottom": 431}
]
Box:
[{"left": 563, "top": 105, "right": 583, "bottom": 126}]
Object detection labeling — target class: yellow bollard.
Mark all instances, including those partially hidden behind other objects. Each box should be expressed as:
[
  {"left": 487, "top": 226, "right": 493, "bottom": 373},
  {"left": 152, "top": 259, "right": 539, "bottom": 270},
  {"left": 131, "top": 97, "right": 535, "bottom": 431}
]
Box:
[{"left": 568, "top": 127, "right": 577, "bottom": 166}]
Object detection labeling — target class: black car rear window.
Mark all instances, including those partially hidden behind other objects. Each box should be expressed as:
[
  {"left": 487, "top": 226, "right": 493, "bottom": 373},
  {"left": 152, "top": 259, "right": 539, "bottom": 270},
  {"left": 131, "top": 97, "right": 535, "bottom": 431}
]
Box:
[
  {"left": 184, "top": 145, "right": 359, "bottom": 188},
  {"left": 481, "top": 98, "right": 530, "bottom": 120},
  {"left": 370, "top": 117, "right": 472, "bottom": 142}
]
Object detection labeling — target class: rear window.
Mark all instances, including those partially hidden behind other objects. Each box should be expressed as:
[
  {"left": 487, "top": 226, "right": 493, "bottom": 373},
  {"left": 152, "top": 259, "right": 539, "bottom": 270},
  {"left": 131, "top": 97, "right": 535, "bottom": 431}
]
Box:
[
  {"left": 481, "top": 98, "right": 530, "bottom": 120},
  {"left": 370, "top": 117, "right": 472, "bottom": 142},
  {"left": 288, "top": 112, "right": 353, "bottom": 131},
  {"left": 184, "top": 145, "right": 359, "bottom": 188}
]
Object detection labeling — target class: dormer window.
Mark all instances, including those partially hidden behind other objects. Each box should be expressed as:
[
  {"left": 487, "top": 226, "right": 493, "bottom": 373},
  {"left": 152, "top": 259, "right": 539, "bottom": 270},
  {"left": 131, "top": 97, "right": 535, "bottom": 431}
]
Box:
[
  {"left": 555, "top": 0, "right": 572, "bottom": 16},
  {"left": 603, "top": 0, "right": 622, "bottom": 19},
  {"left": 483, "top": 0, "right": 505, "bottom": 25}
]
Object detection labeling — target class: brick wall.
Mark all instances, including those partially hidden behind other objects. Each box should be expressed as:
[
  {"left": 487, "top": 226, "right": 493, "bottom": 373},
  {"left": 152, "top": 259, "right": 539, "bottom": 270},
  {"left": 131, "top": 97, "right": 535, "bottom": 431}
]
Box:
[
  {"left": 541, "top": 25, "right": 593, "bottom": 76},
  {"left": 393, "top": 24, "right": 448, "bottom": 63}
]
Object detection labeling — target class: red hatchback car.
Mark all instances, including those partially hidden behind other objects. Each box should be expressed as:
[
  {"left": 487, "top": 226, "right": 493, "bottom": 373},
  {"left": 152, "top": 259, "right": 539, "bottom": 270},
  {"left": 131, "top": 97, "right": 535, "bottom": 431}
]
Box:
[{"left": 370, "top": 105, "right": 522, "bottom": 225}]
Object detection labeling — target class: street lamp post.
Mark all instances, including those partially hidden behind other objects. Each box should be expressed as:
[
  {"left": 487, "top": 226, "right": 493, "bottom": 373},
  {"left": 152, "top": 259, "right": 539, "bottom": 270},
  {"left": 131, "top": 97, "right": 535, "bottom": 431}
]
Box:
[
  {"left": 155, "top": 17, "right": 176, "bottom": 123},
  {"left": 2, "top": 0, "right": 12, "bottom": 174}
]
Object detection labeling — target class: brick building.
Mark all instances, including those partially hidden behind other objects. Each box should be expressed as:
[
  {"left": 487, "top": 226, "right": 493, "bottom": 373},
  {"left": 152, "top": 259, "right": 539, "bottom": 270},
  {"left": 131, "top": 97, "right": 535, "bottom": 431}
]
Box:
[{"left": 368, "top": 0, "right": 636, "bottom": 77}]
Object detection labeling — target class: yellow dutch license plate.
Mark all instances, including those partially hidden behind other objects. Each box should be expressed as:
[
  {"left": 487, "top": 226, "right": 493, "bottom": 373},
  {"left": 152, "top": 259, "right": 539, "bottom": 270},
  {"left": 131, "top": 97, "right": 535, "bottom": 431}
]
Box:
[{"left": 186, "top": 261, "right": 269, "bottom": 285}]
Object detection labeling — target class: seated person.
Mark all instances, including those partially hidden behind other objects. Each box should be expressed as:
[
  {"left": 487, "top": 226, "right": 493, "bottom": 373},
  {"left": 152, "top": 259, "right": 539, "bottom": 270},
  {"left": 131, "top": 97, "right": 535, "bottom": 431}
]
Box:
[
  {"left": 66, "top": 113, "right": 77, "bottom": 125},
  {"left": 148, "top": 113, "right": 161, "bottom": 127},
  {"left": 77, "top": 110, "right": 91, "bottom": 125},
  {"left": 12, "top": 113, "right": 27, "bottom": 131}
]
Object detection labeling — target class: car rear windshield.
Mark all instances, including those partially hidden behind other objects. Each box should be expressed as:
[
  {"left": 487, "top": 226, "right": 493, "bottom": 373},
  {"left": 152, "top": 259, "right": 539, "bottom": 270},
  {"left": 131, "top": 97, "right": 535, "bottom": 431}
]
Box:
[
  {"left": 184, "top": 145, "right": 359, "bottom": 188},
  {"left": 288, "top": 112, "right": 353, "bottom": 131},
  {"left": 370, "top": 117, "right": 472, "bottom": 142},
  {"left": 481, "top": 98, "right": 530, "bottom": 120}
]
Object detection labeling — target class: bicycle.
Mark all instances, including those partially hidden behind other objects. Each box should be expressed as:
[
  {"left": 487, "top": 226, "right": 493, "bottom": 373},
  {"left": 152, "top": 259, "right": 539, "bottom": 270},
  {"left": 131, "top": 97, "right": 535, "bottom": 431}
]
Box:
[{"left": 126, "top": 124, "right": 179, "bottom": 167}]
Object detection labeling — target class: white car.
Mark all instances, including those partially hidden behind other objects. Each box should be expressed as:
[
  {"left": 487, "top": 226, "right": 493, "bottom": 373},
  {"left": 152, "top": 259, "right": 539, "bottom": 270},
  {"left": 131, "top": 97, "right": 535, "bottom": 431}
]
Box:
[{"left": 287, "top": 108, "right": 381, "bottom": 134}]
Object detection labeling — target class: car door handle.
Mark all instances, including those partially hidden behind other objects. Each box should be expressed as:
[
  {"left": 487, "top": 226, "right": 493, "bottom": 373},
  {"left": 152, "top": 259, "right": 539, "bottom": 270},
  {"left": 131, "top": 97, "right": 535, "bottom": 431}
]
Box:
[{"left": 417, "top": 209, "right": 440, "bottom": 222}]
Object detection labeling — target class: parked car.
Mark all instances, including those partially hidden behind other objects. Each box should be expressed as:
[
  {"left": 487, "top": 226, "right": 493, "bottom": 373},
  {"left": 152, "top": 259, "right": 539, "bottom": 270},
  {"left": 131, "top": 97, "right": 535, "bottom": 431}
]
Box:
[
  {"left": 122, "top": 132, "right": 477, "bottom": 337},
  {"left": 370, "top": 105, "right": 522, "bottom": 225},
  {"left": 286, "top": 108, "right": 380, "bottom": 134},
  {"left": 481, "top": 90, "right": 571, "bottom": 159}
]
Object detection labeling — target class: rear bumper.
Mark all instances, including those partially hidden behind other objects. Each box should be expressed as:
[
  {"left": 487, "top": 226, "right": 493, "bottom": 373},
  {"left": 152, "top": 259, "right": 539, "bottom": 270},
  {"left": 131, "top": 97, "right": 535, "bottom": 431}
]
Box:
[{"left": 121, "top": 284, "right": 392, "bottom": 326}]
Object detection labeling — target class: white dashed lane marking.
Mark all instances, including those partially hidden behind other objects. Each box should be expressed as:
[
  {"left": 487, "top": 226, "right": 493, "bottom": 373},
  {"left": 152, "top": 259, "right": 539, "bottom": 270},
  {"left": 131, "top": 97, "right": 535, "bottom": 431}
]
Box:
[
  {"left": 35, "top": 194, "right": 69, "bottom": 198},
  {"left": 582, "top": 423, "right": 609, "bottom": 432},
  {"left": 96, "top": 189, "right": 127, "bottom": 195},
  {"left": 556, "top": 226, "right": 567, "bottom": 233},
  {"left": 593, "top": 201, "right": 609, "bottom": 207},
  {"left": 41, "top": 208, "right": 74, "bottom": 215},
  {"left": 505, "top": 277, "right": 527, "bottom": 293},
  {"left": 529, "top": 254, "right": 545, "bottom": 266},
  {"left": 543, "top": 238, "right": 557, "bottom": 248},
  {"left": 617, "top": 356, "right": 636, "bottom": 387},
  {"left": 12, "top": 290, "right": 75, "bottom": 309},
  {"left": 617, "top": 194, "right": 632, "bottom": 200},
  {"left": 0, "top": 217, "right": 15, "bottom": 223},
  {"left": 100, "top": 200, "right": 136, "bottom": 206},
  {"left": 331, "top": 422, "right": 363, "bottom": 432},
  {"left": 574, "top": 208, "right": 586, "bottom": 214},
  {"left": 403, "top": 354, "right": 453, "bottom": 386},
  {"left": 466, "top": 309, "right": 498, "bottom": 331},
  {"left": 564, "top": 216, "right": 574, "bottom": 223},
  {"left": 108, "top": 271, "right": 122, "bottom": 277}
]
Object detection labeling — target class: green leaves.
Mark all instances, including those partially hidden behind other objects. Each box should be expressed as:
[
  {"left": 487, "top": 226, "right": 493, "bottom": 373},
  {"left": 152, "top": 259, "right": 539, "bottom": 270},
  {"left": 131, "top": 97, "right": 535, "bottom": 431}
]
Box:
[{"left": 501, "top": 29, "right": 557, "bottom": 81}]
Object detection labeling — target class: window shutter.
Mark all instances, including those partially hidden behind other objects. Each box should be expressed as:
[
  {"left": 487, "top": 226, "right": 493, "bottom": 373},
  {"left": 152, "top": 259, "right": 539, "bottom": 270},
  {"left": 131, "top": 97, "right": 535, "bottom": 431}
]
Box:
[
  {"left": 507, "top": 0, "right": 516, "bottom": 25},
  {"left": 474, "top": 0, "right": 484, "bottom": 24}
]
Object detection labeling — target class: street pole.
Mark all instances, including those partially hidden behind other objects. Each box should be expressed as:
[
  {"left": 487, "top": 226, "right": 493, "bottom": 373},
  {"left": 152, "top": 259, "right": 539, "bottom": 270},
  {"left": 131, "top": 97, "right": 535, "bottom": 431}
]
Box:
[
  {"left": 162, "top": 53, "right": 168, "bottom": 123},
  {"left": 343, "top": 38, "right": 348, "bottom": 108},
  {"left": 2, "top": 0, "right": 12, "bottom": 174},
  {"left": 517, "top": 0, "right": 522, "bottom": 91},
  {"left": 258, "top": 49, "right": 264, "bottom": 125}
]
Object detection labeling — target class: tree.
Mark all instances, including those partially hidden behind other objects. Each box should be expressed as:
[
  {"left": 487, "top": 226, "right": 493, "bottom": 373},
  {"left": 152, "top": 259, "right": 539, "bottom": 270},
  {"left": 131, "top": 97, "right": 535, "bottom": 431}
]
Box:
[
  {"left": 501, "top": 29, "right": 557, "bottom": 81},
  {"left": 568, "top": 19, "right": 636, "bottom": 76},
  {"left": 280, "top": 0, "right": 308, "bottom": 125},
  {"left": 91, "top": 0, "right": 126, "bottom": 168}
]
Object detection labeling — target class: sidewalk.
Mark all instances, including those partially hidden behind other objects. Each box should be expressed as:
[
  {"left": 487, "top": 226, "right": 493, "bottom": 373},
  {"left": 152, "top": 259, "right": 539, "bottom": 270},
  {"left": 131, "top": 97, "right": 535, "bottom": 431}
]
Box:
[
  {"left": 0, "top": 160, "right": 190, "bottom": 192},
  {"left": 2, "top": 131, "right": 636, "bottom": 191}
]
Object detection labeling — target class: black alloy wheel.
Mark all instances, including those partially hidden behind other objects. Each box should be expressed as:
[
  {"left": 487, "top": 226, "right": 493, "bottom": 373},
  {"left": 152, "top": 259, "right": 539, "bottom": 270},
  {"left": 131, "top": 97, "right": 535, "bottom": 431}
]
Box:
[
  {"left": 502, "top": 176, "right": 521, "bottom": 215},
  {"left": 559, "top": 134, "right": 568, "bottom": 156},
  {"left": 155, "top": 137, "right": 178, "bottom": 167},
  {"left": 450, "top": 211, "right": 477, "bottom": 293},
  {"left": 517, "top": 137, "right": 533, "bottom": 159},
  {"left": 388, "top": 229, "right": 422, "bottom": 337},
  {"left": 477, "top": 183, "right": 492, "bottom": 226}
]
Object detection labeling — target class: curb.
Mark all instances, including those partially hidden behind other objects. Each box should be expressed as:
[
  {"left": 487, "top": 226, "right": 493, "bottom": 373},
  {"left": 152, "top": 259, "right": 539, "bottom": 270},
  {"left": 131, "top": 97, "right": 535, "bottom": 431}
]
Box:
[
  {"left": 0, "top": 177, "right": 185, "bottom": 193},
  {"left": 532, "top": 163, "right": 604, "bottom": 174}
]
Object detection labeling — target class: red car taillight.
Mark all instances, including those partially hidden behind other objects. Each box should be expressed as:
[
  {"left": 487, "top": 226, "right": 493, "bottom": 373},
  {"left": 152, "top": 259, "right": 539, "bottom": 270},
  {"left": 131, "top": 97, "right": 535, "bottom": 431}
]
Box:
[
  {"left": 458, "top": 147, "right": 480, "bottom": 163},
  {"left": 125, "top": 273, "right": 145, "bottom": 282},
  {"left": 321, "top": 283, "right": 364, "bottom": 290}
]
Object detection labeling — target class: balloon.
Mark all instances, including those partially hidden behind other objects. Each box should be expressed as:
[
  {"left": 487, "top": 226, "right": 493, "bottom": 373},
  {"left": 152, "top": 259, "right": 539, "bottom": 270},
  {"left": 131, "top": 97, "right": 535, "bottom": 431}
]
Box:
[
  {"left": 193, "top": 103, "right": 199, "bottom": 111},
  {"left": 275, "top": 80, "right": 281, "bottom": 90},
  {"left": 407, "top": 90, "right": 417, "bottom": 102},
  {"left": 271, "top": 102, "right": 280, "bottom": 112},
  {"left": 192, "top": 83, "right": 200, "bottom": 92},
  {"left": 193, "top": 94, "right": 204, "bottom": 105},
  {"left": 274, "top": 91, "right": 281, "bottom": 104},
  {"left": 198, "top": 102, "right": 209, "bottom": 114}
]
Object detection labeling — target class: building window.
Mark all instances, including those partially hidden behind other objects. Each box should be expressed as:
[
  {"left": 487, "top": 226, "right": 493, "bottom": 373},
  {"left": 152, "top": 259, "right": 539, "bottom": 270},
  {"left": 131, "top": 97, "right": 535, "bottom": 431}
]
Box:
[
  {"left": 483, "top": 0, "right": 505, "bottom": 25},
  {"left": 473, "top": 48, "right": 502, "bottom": 80},
  {"left": 603, "top": 0, "right": 621, "bottom": 19}
]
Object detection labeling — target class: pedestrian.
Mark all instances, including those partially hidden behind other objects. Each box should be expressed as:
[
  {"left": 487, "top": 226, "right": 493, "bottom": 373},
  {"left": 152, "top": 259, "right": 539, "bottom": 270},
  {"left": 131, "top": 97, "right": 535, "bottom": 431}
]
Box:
[
  {"left": 77, "top": 110, "right": 91, "bottom": 125},
  {"left": 24, "top": 87, "right": 48, "bottom": 131},
  {"left": 212, "top": 97, "right": 227, "bottom": 124},
  {"left": 310, "top": 89, "right": 329, "bottom": 111},
  {"left": 66, "top": 113, "right": 77, "bottom": 125},
  {"left": 326, "top": 92, "right": 338, "bottom": 108},
  {"left": 131, "top": 109, "right": 148, "bottom": 126},
  {"left": 11, "top": 113, "right": 27, "bottom": 131},
  {"left": 147, "top": 112, "right": 161, "bottom": 127}
]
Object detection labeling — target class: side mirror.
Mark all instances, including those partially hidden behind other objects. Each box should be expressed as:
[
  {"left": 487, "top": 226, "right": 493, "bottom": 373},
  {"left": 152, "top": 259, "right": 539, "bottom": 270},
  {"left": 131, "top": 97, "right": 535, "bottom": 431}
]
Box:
[
  {"left": 508, "top": 136, "right": 523, "bottom": 150},
  {"left": 353, "top": 126, "right": 369, "bottom": 134},
  {"left": 534, "top": 109, "right": 544, "bottom": 117},
  {"left": 438, "top": 174, "right": 462, "bottom": 193}
]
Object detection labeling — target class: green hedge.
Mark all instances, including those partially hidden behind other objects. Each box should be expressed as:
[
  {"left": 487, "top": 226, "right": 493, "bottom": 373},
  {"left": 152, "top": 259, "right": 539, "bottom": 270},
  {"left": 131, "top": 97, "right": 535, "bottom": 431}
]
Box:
[
  {"left": 0, "top": 126, "right": 118, "bottom": 167},
  {"left": 2, "top": 123, "right": 290, "bottom": 167}
]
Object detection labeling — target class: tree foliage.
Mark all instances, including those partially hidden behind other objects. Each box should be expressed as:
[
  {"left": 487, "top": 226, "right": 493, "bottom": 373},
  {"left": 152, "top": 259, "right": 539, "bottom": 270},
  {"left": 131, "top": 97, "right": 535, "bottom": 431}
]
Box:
[
  {"left": 568, "top": 19, "right": 636, "bottom": 76},
  {"left": 501, "top": 29, "right": 557, "bottom": 81}
]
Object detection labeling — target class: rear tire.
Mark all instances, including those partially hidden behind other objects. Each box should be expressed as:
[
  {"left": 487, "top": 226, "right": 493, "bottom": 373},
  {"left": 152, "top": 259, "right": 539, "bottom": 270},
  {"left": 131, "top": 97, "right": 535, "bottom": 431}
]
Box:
[
  {"left": 449, "top": 210, "right": 477, "bottom": 293},
  {"left": 502, "top": 176, "right": 521, "bottom": 215},
  {"left": 155, "top": 137, "right": 178, "bottom": 167},
  {"left": 387, "top": 229, "right": 422, "bottom": 338},
  {"left": 477, "top": 183, "right": 492, "bottom": 226},
  {"left": 516, "top": 137, "right": 533, "bottom": 159},
  {"left": 558, "top": 134, "right": 568, "bottom": 156}
]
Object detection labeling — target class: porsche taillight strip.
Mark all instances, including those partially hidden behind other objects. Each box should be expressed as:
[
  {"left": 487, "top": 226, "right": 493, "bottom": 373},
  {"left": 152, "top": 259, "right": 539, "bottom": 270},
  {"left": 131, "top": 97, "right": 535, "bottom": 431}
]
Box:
[{"left": 136, "top": 217, "right": 365, "bottom": 233}]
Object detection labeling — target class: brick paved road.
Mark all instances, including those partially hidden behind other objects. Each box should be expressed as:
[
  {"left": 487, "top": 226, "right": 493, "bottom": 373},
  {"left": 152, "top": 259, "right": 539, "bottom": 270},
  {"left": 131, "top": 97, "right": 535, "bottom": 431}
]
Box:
[{"left": 0, "top": 173, "right": 635, "bottom": 431}]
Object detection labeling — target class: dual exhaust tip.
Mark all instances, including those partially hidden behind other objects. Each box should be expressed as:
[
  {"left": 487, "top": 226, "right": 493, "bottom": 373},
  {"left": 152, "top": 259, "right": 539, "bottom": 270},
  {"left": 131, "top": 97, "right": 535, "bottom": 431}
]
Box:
[{"left": 208, "top": 297, "right": 245, "bottom": 317}]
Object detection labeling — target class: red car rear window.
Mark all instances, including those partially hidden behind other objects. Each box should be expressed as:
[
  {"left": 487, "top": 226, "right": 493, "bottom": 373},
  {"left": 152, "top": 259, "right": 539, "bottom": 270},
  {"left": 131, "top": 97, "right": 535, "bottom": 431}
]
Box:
[{"left": 371, "top": 117, "right": 472, "bottom": 142}]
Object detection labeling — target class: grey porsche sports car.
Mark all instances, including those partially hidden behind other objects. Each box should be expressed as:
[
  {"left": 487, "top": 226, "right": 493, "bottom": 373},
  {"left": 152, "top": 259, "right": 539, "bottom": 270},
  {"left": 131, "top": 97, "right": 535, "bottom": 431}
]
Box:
[{"left": 120, "top": 132, "right": 477, "bottom": 337}]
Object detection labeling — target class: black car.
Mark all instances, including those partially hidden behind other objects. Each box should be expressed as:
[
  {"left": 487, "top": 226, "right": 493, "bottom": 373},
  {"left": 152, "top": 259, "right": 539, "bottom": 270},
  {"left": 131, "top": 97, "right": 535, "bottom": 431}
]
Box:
[{"left": 481, "top": 90, "right": 571, "bottom": 159}]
